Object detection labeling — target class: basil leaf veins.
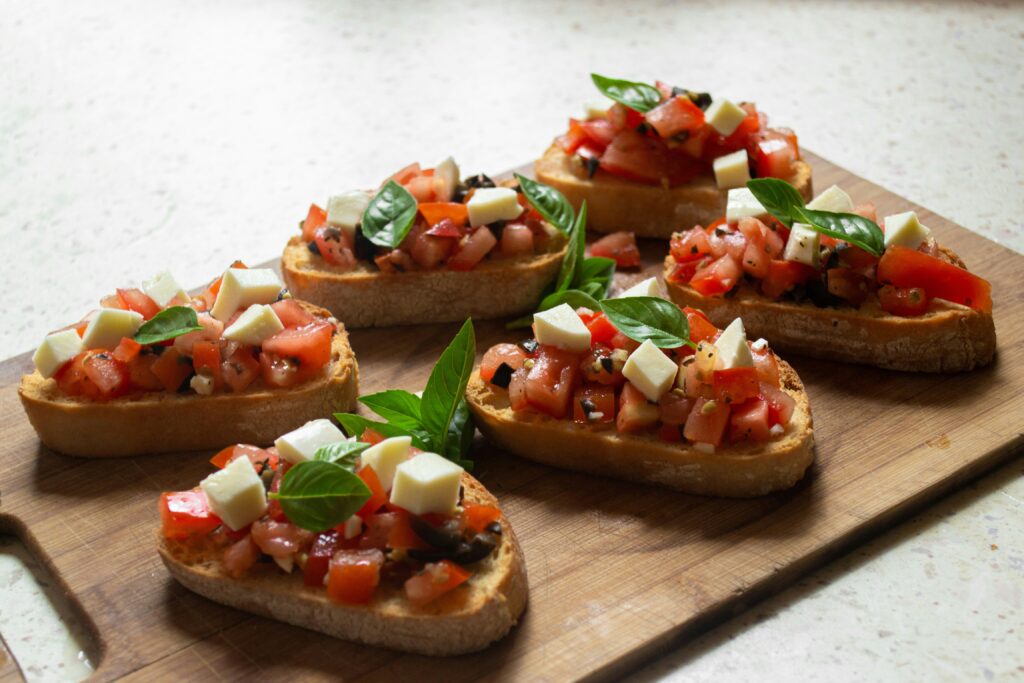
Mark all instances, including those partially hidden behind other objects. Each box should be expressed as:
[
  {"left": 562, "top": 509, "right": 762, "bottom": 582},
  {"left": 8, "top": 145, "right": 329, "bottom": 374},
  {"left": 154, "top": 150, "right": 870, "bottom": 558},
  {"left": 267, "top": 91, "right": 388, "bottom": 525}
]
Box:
[
  {"left": 360, "top": 179, "right": 418, "bottom": 248},
  {"left": 590, "top": 73, "right": 662, "bottom": 113},
  {"left": 600, "top": 296, "right": 693, "bottom": 349},
  {"left": 515, "top": 173, "right": 574, "bottom": 234},
  {"left": 133, "top": 306, "right": 203, "bottom": 345},
  {"left": 268, "top": 460, "right": 370, "bottom": 532}
]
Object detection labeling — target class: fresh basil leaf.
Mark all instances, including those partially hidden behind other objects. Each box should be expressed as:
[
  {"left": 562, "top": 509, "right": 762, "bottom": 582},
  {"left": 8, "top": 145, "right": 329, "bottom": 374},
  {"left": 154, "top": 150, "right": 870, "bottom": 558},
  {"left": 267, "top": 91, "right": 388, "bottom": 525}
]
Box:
[
  {"left": 268, "top": 461, "right": 370, "bottom": 532},
  {"left": 556, "top": 201, "right": 588, "bottom": 292},
  {"left": 538, "top": 288, "right": 601, "bottom": 313},
  {"left": 600, "top": 296, "right": 693, "bottom": 348},
  {"left": 361, "top": 179, "right": 418, "bottom": 248},
  {"left": 133, "top": 306, "right": 203, "bottom": 345},
  {"left": 591, "top": 73, "right": 662, "bottom": 113},
  {"left": 313, "top": 441, "right": 370, "bottom": 470},
  {"left": 579, "top": 281, "right": 605, "bottom": 299},
  {"left": 444, "top": 398, "right": 475, "bottom": 470},
  {"left": 358, "top": 389, "right": 422, "bottom": 432},
  {"left": 419, "top": 319, "right": 475, "bottom": 468},
  {"left": 333, "top": 413, "right": 431, "bottom": 451},
  {"left": 794, "top": 207, "right": 885, "bottom": 257},
  {"left": 575, "top": 256, "right": 616, "bottom": 295},
  {"left": 745, "top": 178, "right": 806, "bottom": 228},
  {"left": 515, "top": 174, "right": 574, "bottom": 234}
]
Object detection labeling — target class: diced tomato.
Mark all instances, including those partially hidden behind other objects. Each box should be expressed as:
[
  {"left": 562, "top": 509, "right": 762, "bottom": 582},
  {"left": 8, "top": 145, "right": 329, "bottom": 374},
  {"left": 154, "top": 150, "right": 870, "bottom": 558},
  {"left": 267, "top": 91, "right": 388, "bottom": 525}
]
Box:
[
  {"left": 751, "top": 346, "right": 780, "bottom": 386},
  {"left": 221, "top": 347, "right": 261, "bottom": 392},
  {"left": 499, "top": 223, "right": 535, "bottom": 257},
  {"left": 250, "top": 518, "right": 313, "bottom": 556},
  {"left": 271, "top": 299, "right": 315, "bottom": 328},
  {"left": 314, "top": 230, "right": 357, "bottom": 267},
  {"left": 877, "top": 285, "right": 930, "bottom": 317},
  {"left": 116, "top": 288, "right": 161, "bottom": 320},
  {"left": 690, "top": 254, "right": 742, "bottom": 296},
  {"left": 760, "top": 259, "right": 816, "bottom": 299},
  {"left": 100, "top": 293, "right": 127, "bottom": 310},
  {"left": 361, "top": 428, "right": 386, "bottom": 446},
  {"left": 616, "top": 381, "right": 659, "bottom": 433},
  {"left": 388, "top": 162, "right": 422, "bottom": 186},
  {"left": 146, "top": 347, "right": 191, "bottom": 392},
  {"left": 259, "top": 352, "right": 302, "bottom": 389},
  {"left": 410, "top": 230, "right": 456, "bottom": 269},
  {"left": 190, "top": 340, "right": 223, "bottom": 391},
  {"left": 581, "top": 311, "right": 619, "bottom": 346},
  {"left": 838, "top": 244, "right": 879, "bottom": 270},
  {"left": 507, "top": 367, "right": 529, "bottom": 410},
  {"left": 579, "top": 343, "right": 624, "bottom": 386},
  {"left": 572, "top": 385, "right": 616, "bottom": 424},
  {"left": 826, "top": 267, "right": 868, "bottom": 306},
  {"left": 751, "top": 131, "right": 798, "bottom": 179},
  {"left": 599, "top": 129, "right": 702, "bottom": 186},
  {"left": 668, "top": 257, "right": 705, "bottom": 285},
  {"left": 524, "top": 345, "right": 580, "bottom": 419},
  {"left": 448, "top": 227, "right": 497, "bottom": 271},
  {"left": 683, "top": 396, "right": 730, "bottom": 447},
  {"left": 480, "top": 343, "right": 528, "bottom": 383},
  {"left": 590, "top": 231, "right": 641, "bottom": 268},
  {"left": 160, "top": 490, "right": 221, "bottom": 540},
  {"left": 712, "top": 366, "right": 760, "bottom": 405},
  {"left": 72, "top": 351, "right": 130, "bottom": 400},
  {"left": 759, "top": 383, "right": 795, "bottom": 425},
  {"left": 877, "top": 246, "right": 991, "bottom": 312},
  {"left": 262, "top": 320, "right": 333, "bottom": 374},
  {"left": 704, "top": 103, "right": 761, "bottom": 160},
  {"left": 645, "top": 95, "right": 705, "bottom": 138},
  {"left": 424, "top": 217, "right": 466, "bottom": 239},
  {"left": 578, "top": 118, "right": 616, "bottom": 150},
  {"left": 304, "top": 530, "right": 344, "bottom": 587},
  {"left": 419, "top": 202, "right": 468, "bottom": 228},
  {"left": 404, "top": 560, "right": 471, "bottom": 607},
  {"left": 853, "top": 203, "right": 878, "bottom": 222},
  {"left": 707, "top": 227, "right": 747, "bottom": 261},
  {"left": 670, "top": 228, "right": 713, "bottom": 263},
  {"left": 658, "top": 390, "right": 692, "bottom": 425},
  {"left": 683, "top": 307, "right": 719, "bottom": 345},
  {"left": 124, "top": 350, "right": 163, "bottom": 391},
  {"left": 301, "top": 203, "right": 328, "bottom": 242},
  {"left": 327, "top": 549, "right": 384, "bottom": 604},
  {"left": 557, "top": 118, "right": 589, "bottom": 154},
  {"left": 609, "top": 331, "right": 640, "bottom": 353},
  {"left": 210, "top": 444, "right": 277, "bottom": 470},
  {"left": 222, "top": 535, "right": 261, "bottom": 578},
  {"left": 112, "top": 337, "right": 142, "bottom": 364},
  {"left": 729, "top": 398, "right": 772, "bottom": 443},
  {"left": 462, "top": 503, "right": 501, "bottom": 534},
  {"left": 356, "top": 465, "right": 389, "bottom": 519}
]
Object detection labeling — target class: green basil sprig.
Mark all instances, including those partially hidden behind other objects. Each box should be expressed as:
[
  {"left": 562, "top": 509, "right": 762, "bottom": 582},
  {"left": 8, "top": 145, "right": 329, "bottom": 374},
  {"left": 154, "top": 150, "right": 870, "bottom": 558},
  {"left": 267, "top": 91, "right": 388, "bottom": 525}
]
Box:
[
  {"left": 133, "top": 306, "right": 203, "bottom": 345},
  {"left": 361, "top": 179, "right": 418, "bottom": 248},
  {"left": 746, "top": 178, "right": 885, "bottom": 256},
  {"left": 600, "top": 296, "right": 693, "bottom": 349},
  {"left": 268, "top": 460, "right": 371, "bottom": 532},
  {"left": 515, "top": 174, "right": 574, "bottom": 235},
  {"left": 591, "top": 73, "right": 662, "bottom": 113},
  {"left": 313, "top": 440, "right": 370, "bottom": 470}
]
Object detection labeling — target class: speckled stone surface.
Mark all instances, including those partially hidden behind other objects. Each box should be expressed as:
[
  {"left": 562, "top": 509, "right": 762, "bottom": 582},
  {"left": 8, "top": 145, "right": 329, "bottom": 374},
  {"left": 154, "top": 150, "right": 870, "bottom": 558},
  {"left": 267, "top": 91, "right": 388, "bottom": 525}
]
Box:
[{"left": 0, "top": 1, "right": 1021, "bottom": 680}]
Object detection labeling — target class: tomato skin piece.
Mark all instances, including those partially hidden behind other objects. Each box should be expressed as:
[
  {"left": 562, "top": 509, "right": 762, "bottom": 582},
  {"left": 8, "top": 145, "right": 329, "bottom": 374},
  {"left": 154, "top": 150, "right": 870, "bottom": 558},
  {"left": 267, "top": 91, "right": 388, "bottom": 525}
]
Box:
[
  {"left": 877, "top": 285, "right": 930, "bottom": 317},
  {"left": 462, "top": 503, "right": 501, "bottom": 534},
  {"left": 599, "top": 129, "right": 701, "bottom": 186},
  {"left": 404, "top": 560, "right": 471, "bottom": 607},
  {"left": 690, "top": 254, "right": 742, "bottom": 296},
  {"left": 658, "top": 390, "right": 693, "bottom": 425},
  {"left": 117, "top": 288, "right": 161, "bottom": 320},
  {"left": 355, "top": 465, "right": 388, "bottom": 519},
  {"left": 683, "top": 396, "right": 730, "bottom": 447},
  {"left": 572, "top": 385, "right": 616, "bottom": 424},
  {"left": 590, "top": 231, "right": 641, "bottom": 268},
  {"left": 750, "top": 131, "right": 798, "bottom": 179},
  {"left": 448, "top": 227, "right": 497, "bottom": 271},
  {"left": 712, "top": 367, "right": 760, "bottom": 406},
  {"left": 160, "top": 490, "right": 221, "bottom": 540},
  {"left": 499, "top": 223, "right": 535, "bottom": 257},
  {"left": 221, "top": 347, "right": 260, "bottom": 393},
  {"left": 827, "top": 267, "right": 869, "bottom": 306},
  {"left": 524, "top": 345, "right": 580, "bottom": 419},
  {"left": 729, "top": 398, "right": 772, "bottom": 443},
  {"left": 558, "top": 118, "right": 589, "bottom": 154},
  {"left": 751, "top": 346, "right": 781, "bottom": 386},
  {"left": 327, "top": 549, "right": 384, "bottom": 604},
  {"left": 262, "top": 320, "right": 333, "bottom": 374},
  {"left": 301, "top": 203, "right": 328, "bottom": 242},
  {"left": 480, "top": 343, "right": 527, "bottom": 383},
  {"left": 112, "top": 337, "right": 142, "bottom": 364},
  {"left": 191, "top": 341, "right": 223, "bottom": 391},
  {"left": 645, "top": 96, "right": 705, "bottom": 139},
  {"left": 304, "top": 530, "right": 344, "bottom": 587},
  {"left": 682, "top": 307, "right": 719, "bottom": 345},
  {"left": 419, "top": 202, "right": 468, "bottom": 228},
  {"left": 616, "top": 381, "right": 660, "bottom": 433},
  {"left": 759, "top": 382, "right": 795, "bottom": 425},
  {"left": 271, "top": 300, "right": 315, "bottom": 328},
  {"left": 760, "top": 259, "right": 817, "bottom": 299},
  {"left": 579, "top": 344, "right": 625, "bottom": 386},
  {"left": 877, "top": 246, "right": 991, "bottom": 312},
  {"left": 580, "top": 311, "right": 618, "bottom": 346},
  {"left": 578, "top": 118, "right": 616, "bottom": 150},
  {"left": 670, "top": 229, "right": 713, "bottom": 263}
]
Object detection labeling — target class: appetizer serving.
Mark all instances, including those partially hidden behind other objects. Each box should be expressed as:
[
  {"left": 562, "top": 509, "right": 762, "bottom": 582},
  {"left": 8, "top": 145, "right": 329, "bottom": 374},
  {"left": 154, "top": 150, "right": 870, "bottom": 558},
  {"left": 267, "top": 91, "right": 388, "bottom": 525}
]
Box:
[
  {"left": 466, "top": 297, "right": 814, "bottom": 497},
  {"left": 158, "top": 322, "right": 527, "bottom": 655},
  {"left": 664, "top": 179, "right": 996, "bottom": 371},
  {"left": 282, "top": 158, "right": 572, "bottom": 327},
  {"left": 20, "top": 264, "right": 358, "bottom": 457},
  {"left": 535, "top": 73, "right": 812, "bottom": 237}
]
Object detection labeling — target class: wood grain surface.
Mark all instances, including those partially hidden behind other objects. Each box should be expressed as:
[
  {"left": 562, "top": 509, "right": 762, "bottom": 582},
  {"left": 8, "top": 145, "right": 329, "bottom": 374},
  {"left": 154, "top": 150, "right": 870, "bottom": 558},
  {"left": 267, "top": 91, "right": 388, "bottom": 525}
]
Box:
[{"left": 0, "top": 152, "right": 1021, "bottom": 682}]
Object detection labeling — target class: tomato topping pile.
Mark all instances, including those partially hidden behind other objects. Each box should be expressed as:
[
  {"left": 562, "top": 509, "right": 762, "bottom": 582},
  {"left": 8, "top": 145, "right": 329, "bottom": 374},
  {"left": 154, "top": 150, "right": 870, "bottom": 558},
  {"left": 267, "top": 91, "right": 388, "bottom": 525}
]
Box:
[
  {"left": 559, "top": 81, "right": 800, "bottom": 187},
  {"left": 489, "top": 305, "right": 792, "bottom": 448}
]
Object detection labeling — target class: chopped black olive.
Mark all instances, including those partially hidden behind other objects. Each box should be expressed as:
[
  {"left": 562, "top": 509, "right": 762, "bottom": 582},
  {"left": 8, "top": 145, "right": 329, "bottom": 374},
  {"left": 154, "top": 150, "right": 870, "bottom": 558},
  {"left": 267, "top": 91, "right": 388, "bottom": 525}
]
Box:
[
  {"left": 464, "top": 174, "right": 496, "bottom": 189},
  {"left": 689, "top": 91, "right": 712, "bottom": 110},
  {"left": 805, "top": 278, "right": 843, "bottom": 308},
  {"left": 275, "top": 288, "right": 290, "bottom": 302},
  {"left": 490, "top": 362, "right": 514, "bottom": 389},
  {"left": 307, "top": 240, "right": 321, "bottom": 256},
  {"left": 724, "top": 286, "right": 738, "bottom": 299},
  {"left": 825, "top": 250, "right": 840, "bottom": 270},
  {"left": 671, "top": 131, "right": 690, "bottom": 144},
  {"left": 458, "top": 485, "right": 465, "bottom": 504},
  {"left": 353, "top": 226, "right": 376, "bottom": 262},
  {"left": 691, "top": 245, "right": 699, "bottom": 254},
  {"left": 486, "top": 521, "right": 502, "bottom": 535},
  {"left": 177, "top": 372, "right": 196, "bottom": 393},
  {"left": 715, "top": 228, "right": 728, "bottom": 237},
  {"left": 585, "top": 155, "right": 600, "bottom": 179},
  {"left": 95, "top": 353, "right": 111, "bottom": 361},
  {"left": 580, "top": 398, "right": 597, "bottom": 415},
  {"left": 409, "top": 516, "right": 463, "bottom": 550},
  {"left": 486, "top": 220, "right": 506, "bottom": 240},
  {"left": 670, "top": 86, "right": 687, "bottom": 98},
  {"left": 324, "top": 226, "right": 342, "bottom": 241},
  {"left": 599, "top": 356, "right": 614, "bottom": 373},
  {"left": 519, "top": 339, "right": 539, "bottom": 354},
  {"left": 635, "top": 122, "right": 651, "bottom": 134}
]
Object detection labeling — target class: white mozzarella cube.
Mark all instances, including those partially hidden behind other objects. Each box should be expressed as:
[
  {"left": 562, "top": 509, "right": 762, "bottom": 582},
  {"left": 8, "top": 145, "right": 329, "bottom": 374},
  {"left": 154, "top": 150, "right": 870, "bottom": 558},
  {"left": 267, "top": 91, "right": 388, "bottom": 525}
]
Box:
[
  {"left": 33, "top": 329, "right": 84, "bottom": 378},
  {"left": 883, "top": 211, "right": 932, "bottom": 250},
  {"left": 210, "top": 268, "right": 284, "bottom": 322},
  {"left": 622, "top": 339, "right": 678, "bottom": 402},
  {"left": 806, "top": 185, "right": 854, "bottom": 213},
  {"left": 389, "top": 452, "right": 464, "bottom": 516},
  {"left": 725, "top": 187, "right": 767, "bottom": 223},
  {"left": 533, "top": 303, "right": 592, "bottom": 352},
  {"left": 584, "top": 100, "right": 610, "bottom": 119},
  {"left": 783, "top": 223, "right": 820, "bottom": 267},
  {"left": 326, "top": 190, "right": 371, "bottom": 239},
  {"left": 274, "top": 419, "right": 347, "bottom": 464},
  {"left": 466, "top": 187, "right": 523, "bottom": 227},
  {"left": 142, "top": 271, "right": 189, "bottom": 307},
  {"left": 619, "top": 277, "right": 663, "bottom": 299},
  {"left": 434, "top": 157, "right": 460, "bottom": 202},
  {"left": 714, "top": 318, "right": 754, "bottom": 370},
  {"left": 360, "top": 436, "right": 412, "bottom": 491},
  {"left": 223, "top": 304, "right": 284, "bottom": 346},
  {"left": 199, "top": 457, "right": 268, "bottom": 531},
  {"left": 81, "top": 308, "right": 144, "bottom": 351},
  {"left": 713, "top": 150, "right": 751, "bottom": 190},
  {"left": 704, "top": 98, "right": 748, "bottom": 136}
]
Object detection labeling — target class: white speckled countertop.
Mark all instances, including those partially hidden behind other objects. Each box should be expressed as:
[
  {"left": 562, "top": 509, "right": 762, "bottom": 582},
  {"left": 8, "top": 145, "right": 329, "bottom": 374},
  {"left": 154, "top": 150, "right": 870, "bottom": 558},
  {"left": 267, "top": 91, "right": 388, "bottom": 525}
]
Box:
[{"left": 1, "top": 1, "right": 1021, "bottom": 680}]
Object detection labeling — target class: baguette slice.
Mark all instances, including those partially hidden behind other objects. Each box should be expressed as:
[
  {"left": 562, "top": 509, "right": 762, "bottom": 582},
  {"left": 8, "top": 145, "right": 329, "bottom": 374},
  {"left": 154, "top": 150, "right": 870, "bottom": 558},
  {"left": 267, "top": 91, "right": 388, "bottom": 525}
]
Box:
[
  {"left": 158, "top": 473, "right": 528, "bottom": 656},
  {"left": 663, "top": 251, "right": 997, "bottom": 373},
  {"left": 18, "top": 302, "right": 359, "bottom": 457},
  {"left": 282, "top": 236, "right": 566, "bottom": 329},
  {"left": 534, "top": 143, "right": 813, "bottom": 238},
  {"left": 466, "top": 362, "right": 814, "bottom": 498}
]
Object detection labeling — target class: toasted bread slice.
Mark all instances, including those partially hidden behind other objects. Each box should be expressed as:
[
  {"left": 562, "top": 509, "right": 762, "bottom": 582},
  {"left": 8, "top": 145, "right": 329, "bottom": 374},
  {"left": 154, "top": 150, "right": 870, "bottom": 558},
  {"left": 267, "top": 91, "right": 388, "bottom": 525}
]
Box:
[
  {"left": 158, "top": 473, "right": 528, "bottom": 656},
  {"left": 281, "top": 236, "right": 566, "bottom": 329},
  {"left": 466, "top": 361, "right": 814, "bottom": 498},
  {"left": 18, "top": 302, "right": 359, "bottom": 457},
  {"left": 663, "top": 251, "right": 996, "bottom": 373},
  {"left": 534, "top": 144, "right": 813, "bottom": 238}
]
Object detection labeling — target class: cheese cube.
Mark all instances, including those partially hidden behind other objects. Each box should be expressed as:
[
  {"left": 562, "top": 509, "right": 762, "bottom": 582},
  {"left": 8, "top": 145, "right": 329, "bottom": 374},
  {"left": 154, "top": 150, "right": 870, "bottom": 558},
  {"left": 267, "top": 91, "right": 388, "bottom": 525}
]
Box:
[
  {"left": 33, "top": 329, "right": 84, "bottom": 378},
  {"left": 360, "top": 436, "right": 412, "bottom": 491},
  {"left": 275, "top": 419, "right": 347, "bottom": 464},
  {"left": 783, "top": 223, "right": 820, "bottom": 267},
  {"left": 622, "top": 339, "right": 678, "bottom": 402},
  {"left": 883, "top": 211, "right": 932, "bottom": 249},
  {"left": 714, "top": 318, "right": 753, "bottom": 370},
  {"left": 704, "top": 98, "right": 748, "bottom": 136},
  {"left": 223, "top": 304, "right": 284, "bottom": 346},
  {"left": 434, "top": 157, "right": 460, "bottom": 202},
  {"left": 210, "top": 268, "right": 283, "bottom": 322},
  {"left": 326, "top": 190, "right": 371, "bottom": 239},
  {"left": 200, "top": 457, "right": 268, "bottom": 531},
  {"left": 81, "top": 308, "right": 144, "bottom": 351},
  {"left": 142, "top": 271, "right": 189, "bottom": 307},
  {"left": 584, "top": 100, "right": 610, "bottom": 119},
  {"left": 619, "top": 276, "right": 663, "bottom": 299},
  {"left": 713, "top": 150, "right": 751, "bottom": 190},
  {"left": 533, "top": 303, "right": 591, "bottom": 352},
  {"left": 725, "top": 187, "right": 767, "bottom": 223},
  {"left": 467, "top": 187, "right": 523, "bottom": 227},
  {"left": 389, "top": 452, "right": 463, "bottom": 515},
  {"left": 806, "top": 185, "right": 854, "bottom": 213}
]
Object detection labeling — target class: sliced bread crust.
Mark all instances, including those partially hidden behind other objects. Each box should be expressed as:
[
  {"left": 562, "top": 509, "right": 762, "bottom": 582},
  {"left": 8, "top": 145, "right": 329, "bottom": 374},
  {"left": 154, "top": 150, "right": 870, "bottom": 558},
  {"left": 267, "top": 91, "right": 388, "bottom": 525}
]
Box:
[
  {"left": 465, "top": 362, "right": 814, "bottom": 498},
  {"left": 18, "top": 302, "right": 359, "bottom": 457},
  {"left": 281, "top": 236, "right": 566, "bottom": 328},
  {"left": 533, "top": 144, "right": 813, "bottom": 238},
  {"left": 158, "top": 473, "right": 528, "bottom": 656}
]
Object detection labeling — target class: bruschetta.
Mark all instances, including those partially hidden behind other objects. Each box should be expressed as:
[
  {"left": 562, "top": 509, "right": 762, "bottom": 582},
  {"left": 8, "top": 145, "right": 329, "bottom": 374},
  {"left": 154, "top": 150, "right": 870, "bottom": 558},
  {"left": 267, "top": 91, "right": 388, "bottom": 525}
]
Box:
[
  {"left": 281, "top": 158, "right": 571, "bottom": 328},
  {"left": 534, "top": 73, "right": 812, "bottom": 237},
  {"left": 19, "top": 263, "right": 358, "bottom": 457},
  {"left": 663, "top": 179, "right": 996, "bottom": 372},
  {"left": 466, "top": 296, "right": 815, "bottom": 497},
  {"left": 158, "top": 322, "right": 527, "bottom": 655}
]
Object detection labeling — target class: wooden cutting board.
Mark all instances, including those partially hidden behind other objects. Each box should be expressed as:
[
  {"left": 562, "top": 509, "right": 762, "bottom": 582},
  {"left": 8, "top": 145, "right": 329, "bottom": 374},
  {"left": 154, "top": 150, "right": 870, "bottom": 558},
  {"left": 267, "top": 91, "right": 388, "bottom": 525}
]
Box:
[{"left": 0, "top": 152, "right": 1021, "bottom": 682}]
